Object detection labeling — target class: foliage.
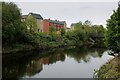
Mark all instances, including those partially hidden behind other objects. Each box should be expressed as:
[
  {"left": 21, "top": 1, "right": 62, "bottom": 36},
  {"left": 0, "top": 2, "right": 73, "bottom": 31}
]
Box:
[
  {"left": 60, "top": 28, "right": 65, "bottom": 36},
  {"left": 97, "top": 25, "right": 106, "bottom": 33},
  {"left": 83, "top": 20, "right": 92, "bottom": 27},
  {"left": 2, "top": 2, "right": 106, "bottom": 52},
  {"left": 74, "top": 21, "right": 83, "bottom": 30},
  {"left": 105, "top": 4, "right": 120, "bottom": 53},
  {"left": 68, "top": 20, "right": 105, "bottom": 47},
  {"left": 2, "top": 2, "right": 26, "bottom": 46},
  {"left": 93, "top": 59, "right": 120, "bottom": 79},
  {"left": 25, "top": 15, "right": 37, "bottom": 32},
  {"left": 49, "top": 26, "right": 55, "bottom": 34},
  {"left": 65, "top": 22, "right": 85, "bottom": 47}
]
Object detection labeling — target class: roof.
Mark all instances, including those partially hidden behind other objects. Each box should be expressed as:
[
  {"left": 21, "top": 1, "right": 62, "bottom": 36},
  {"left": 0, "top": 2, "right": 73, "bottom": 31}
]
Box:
[
  {"left": 67, "top": 27, "right": 70, "bottom": 29},
  {"left": 48, "top": 19, "right": 65, "bottom": 25},
  {"left": 22, "top": 12, "right": 43, "bottom": 20},
  {"left": 29, "top": 13, "right": 43, "bottom": 20},
  {"left": 22, "top": 15, "right": 27, "bottom": 19}
]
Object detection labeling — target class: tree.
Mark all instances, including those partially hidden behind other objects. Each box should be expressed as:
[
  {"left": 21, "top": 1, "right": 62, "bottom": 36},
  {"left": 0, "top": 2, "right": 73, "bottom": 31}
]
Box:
[
  {"left": 83, "top": 20, "right": 94, "bottom": 36},
  {"left": 60, "top": 28, "right": 65, "bottom": 36},
  {"left": 97, "top": 25, "right": 105, "bottom": 33},
  {"left": 74, "top": 21, "right": 83, "bottom": 30},
  {"left": 65, "top": 26, "right": 86, "bottom": 47},
  {"left": 49, "top": 26, "right": 55, "bottom": 34},
  {"left": 105, "top": 3, "right": 120, "bottom": 53},
  {"left": 2, "top": 2, "right": 26, "bottom": 45},
  {"left": 25, "top": 15, "right": 37, "bottom": 32},
  {"left": 83, "top": 20, "right": 92, "bottom": 27}
]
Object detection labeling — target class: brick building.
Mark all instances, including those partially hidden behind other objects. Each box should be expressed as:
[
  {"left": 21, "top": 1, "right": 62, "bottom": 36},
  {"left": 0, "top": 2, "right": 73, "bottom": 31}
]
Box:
[
  {"left": 43, "top": 19, "right": 66, "bottom": 33},
  {"left": 22, "top": 12, "right": 67, "bottom": 33}
]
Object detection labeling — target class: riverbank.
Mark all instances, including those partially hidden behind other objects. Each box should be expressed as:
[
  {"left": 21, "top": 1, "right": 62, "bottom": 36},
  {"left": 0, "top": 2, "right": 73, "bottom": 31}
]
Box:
[
  {"left": 2, "top": 43, "right": 105, "bottom": 55},
  {"left": 2, "top": 47, "right": 109, "bottom": 78},
  {"left": 2, "top": 44, "right": 35, "bottom": 54},
  {"left": 94, "top": 55, "right": 120, "bottom": 79},
  {"left": 2, "top": 29, "right": 105, "bottom": 55},
  {"left": 3, "top": 35, "right": 106, "bottom": 55},
  {"left": 2, "top": 42, "right": 68, "bottom": 55}
]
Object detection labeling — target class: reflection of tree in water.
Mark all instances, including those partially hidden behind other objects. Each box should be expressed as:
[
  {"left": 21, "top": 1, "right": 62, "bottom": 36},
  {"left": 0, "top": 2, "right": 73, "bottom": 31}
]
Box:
[
  {"left": 2, "top": 49, "right": 65, "bottom": 79},
  {"left": 42, "top": 49, "right": 65, "bottom": 65},
  {"left": 64, "top": 47, "right": 106, "bottom": 63},
  {"left": 2, "top": 50, "right": 43, "bottom": 78},
  {"left": 2, "top": 47, "right": 106, "bottom": 79}
]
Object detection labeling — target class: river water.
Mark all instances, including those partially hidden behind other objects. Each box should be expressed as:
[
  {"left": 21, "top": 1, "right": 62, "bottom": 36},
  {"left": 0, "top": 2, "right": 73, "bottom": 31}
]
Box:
[{"left": 2, "top": 47, "right": 114, "bottom": 79}]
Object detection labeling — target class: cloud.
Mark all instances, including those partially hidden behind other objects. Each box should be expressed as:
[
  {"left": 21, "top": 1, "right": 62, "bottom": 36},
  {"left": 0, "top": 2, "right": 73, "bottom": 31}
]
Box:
[{"left": 14, "top": 2, "right": 118, "bottom": 28}]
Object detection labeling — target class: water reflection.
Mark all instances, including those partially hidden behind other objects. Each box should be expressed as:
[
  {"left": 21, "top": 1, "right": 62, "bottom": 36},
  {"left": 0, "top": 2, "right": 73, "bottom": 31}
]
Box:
[
  {"left": 65, "top": 47, "right": 105, "bottom": 63},
  {"left": 2, "top": 47, "right": 106, "bottom": 79}
]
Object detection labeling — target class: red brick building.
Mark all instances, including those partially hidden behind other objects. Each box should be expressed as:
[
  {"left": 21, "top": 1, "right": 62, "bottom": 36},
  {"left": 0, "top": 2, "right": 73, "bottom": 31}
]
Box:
[{"left": 43, "top": 19, "right": 66, "bottom": 33}]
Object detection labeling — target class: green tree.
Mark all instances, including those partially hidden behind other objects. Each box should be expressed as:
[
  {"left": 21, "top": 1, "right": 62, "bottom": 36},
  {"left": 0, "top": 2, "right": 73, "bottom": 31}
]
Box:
[
  {"left": 105, "top": 3, "right": 120, "bottom": 53},
  {"left": 2, "top": 2, "right": 26, "bottom": 45},
  {"left": 83, "top": 20, "right": 92, "bottom": 27},
  {"left": 60, "top": 28, "right": 65, "bottom": 36},
  {"left": 74, "top": 21, "right": 83, "bottom": 30},
  {"left": 25, "top": 15, "right": 37, "bottom": 32},
  {"left": 49, "top": 26, "right": 55, "bottom": 34},
  {"left": 97, "top": 25, "right": 105, "bottom": 33},
  {"left": 83, "top": 20, "right": 95, "bottom": 36},
  {"left": 65, "top": 28, "right": 85, "bottom": 47}
]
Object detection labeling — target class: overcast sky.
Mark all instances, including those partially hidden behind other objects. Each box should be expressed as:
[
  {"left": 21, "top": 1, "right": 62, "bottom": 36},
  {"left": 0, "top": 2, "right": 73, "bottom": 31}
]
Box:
[{"left": 12, "top": 2, "right": 119, "bottom": 27}]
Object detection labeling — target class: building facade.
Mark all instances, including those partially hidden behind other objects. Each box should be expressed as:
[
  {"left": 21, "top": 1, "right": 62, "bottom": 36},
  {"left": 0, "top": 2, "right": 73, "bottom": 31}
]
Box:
[
  {"left": 43, "top": 19, "right": 67, "bottom": 33},
  {"left": 66, "top": 27, "right": 71, "bottom": 32},
  {"left": 70, "top": 23, "right": 77, "bottom": 30},
  {"left": 22, "top": 12, "right": 43, "bottom": 32}
]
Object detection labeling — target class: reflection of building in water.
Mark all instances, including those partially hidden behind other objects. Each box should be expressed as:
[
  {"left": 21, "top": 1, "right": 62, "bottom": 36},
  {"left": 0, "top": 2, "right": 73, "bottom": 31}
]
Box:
[
  {"left": 42, "top": 57, "right": 49, "bottom": 64},
  {"left": 2, "top": 50, "right": 66, "bottom": 78},
  {"left": 42, "top": 53, "right": 64, "bottom": 65}
]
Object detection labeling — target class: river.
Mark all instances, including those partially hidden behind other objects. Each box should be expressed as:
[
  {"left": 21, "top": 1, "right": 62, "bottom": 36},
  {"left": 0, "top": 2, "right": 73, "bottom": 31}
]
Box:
[{"left": 2, "top": 47, "right": 114, "bottom": 79}]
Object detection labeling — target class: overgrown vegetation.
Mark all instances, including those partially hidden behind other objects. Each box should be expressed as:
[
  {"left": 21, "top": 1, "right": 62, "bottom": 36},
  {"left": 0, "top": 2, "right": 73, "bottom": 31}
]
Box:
[
  {"left": 65, "top": 20, "right": 106, "bottom": 47},
  {"left": 2, "top": 2, "right": 106, "bottom": 54},
  {"left": 105, "top": 3, "right": 120, "bottom": 53},
  {"left": 94, "top": 3, "right": 120, "bottom": 79},
  {"left": 2, "top": 2, "right": 27, "bottom": 46},
  {"left": 2, "top": 1, "right": 120, "bottom": 79},
  {"left": 25, "top": 14, "right": 37, "bottom": 32},
  {"left": 93, "top": 57, "right": 120, "bottom": 80}
]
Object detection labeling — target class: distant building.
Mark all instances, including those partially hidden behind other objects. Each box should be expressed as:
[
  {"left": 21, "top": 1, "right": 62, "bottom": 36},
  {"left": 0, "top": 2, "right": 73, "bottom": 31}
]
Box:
[
  {"left": 70, "top": 23, "right": 77, "bottom": 30},
  {"left": 22, "top": 12, "right": 67, "bottom": 33},
  {"left": 118, "top": 1, "right": 120, "bottom": 6},
  {"left": 43, "top": 19, "right": 67, "bottom": 33},
  {"left": 66, "top": 27, "right": 71, "bottom": 32},
  {"left": 21, "top": 12, "right": 43, "bottom": 32}
]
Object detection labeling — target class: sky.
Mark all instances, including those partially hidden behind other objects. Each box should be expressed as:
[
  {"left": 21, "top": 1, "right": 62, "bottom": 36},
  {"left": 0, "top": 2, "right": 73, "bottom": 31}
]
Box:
[{"left": 3, "top": 0, "right": 119, "bottom": 28}]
